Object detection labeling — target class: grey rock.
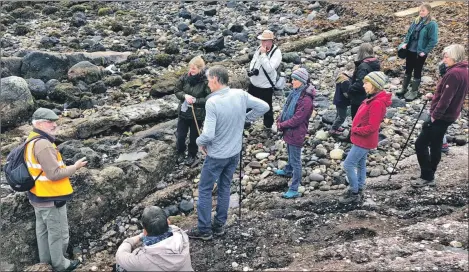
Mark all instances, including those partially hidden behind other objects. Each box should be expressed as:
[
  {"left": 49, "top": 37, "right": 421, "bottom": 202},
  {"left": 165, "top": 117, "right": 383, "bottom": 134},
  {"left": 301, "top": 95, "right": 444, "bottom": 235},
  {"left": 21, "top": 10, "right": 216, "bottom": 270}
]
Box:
[
  {"left": 307, "top": 11, "right": 317, "bottom": 21},
  {"left": 178, "top": 10, "right": 192, "bottom": 19},
  {"left": 26, "top": 78, "right": 47, "bottom": 99},
  {"left": 0, "top": 76, "right": 34, "bottom": 128},
  {"left": 319, "top": 185, "right": 331, "bottom": 191},
  {"left": 194, "top": 20, "right": 206, "bottom": 30},
  {"left": 21, "top": 51, "right": 70, "bottom": 82},
  {"left": 362, "top": 31, "right": 376, "bottom": 42},
  {"left": 164, "top": 205, "right": 179, "bottom": 216},
  {"left": 179, "top": 199, "right": 194, "bottom": 214},
  {"left": 284, "top": 25, "right": 299, "bottom": 35},
  {"left": 283, "top": 52, "right": 301, "bottom": 64},
  {"left": 454, "top": 136, "right": 467, "bottom": 146},
  {"left": 203, "top": 36, "right": 224, "bottom": 52},
  {"left": 328, "top": 14, "right": 340, "bottom": 21},
  {"left": 309, "top": 173, "right": 325, "bottom": 182},
  {"left": 178, "top": 23, "right": 189, "bottom": 32},
  {"left": 233, "top": 32, "right": 248, "bottom": 43},
  {"left": 391, "top": 97, "right": 406, "bottom": 108},
  {"left": 67, "top": 61, "right": 102, "bottom": 84},
  {"left": 204, "top": 8, "right": 217, "bottom": 16},
  {"left": 321, "top": 110, "right": 336, "bottom": 124},
  {"left": 230, "top": 24, "right": 244, "bottom": 33}
]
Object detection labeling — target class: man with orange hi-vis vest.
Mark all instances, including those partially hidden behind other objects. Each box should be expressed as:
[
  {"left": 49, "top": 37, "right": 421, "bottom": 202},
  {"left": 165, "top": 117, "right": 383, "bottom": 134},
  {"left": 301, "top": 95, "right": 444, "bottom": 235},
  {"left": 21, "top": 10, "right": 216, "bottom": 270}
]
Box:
[{"left": 26, "top": 108, "right": 87, "bottom": 272}]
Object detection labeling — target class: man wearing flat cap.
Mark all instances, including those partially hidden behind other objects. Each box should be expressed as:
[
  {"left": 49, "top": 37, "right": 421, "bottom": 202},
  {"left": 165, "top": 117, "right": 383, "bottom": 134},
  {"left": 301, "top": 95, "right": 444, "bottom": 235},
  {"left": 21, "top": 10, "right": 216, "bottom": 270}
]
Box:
[
  {"left": 247, "top": 29, "right": 283, "bottom": 130},
  {"left": 26, "top": 108, "right": 87, "bottom": 271}
]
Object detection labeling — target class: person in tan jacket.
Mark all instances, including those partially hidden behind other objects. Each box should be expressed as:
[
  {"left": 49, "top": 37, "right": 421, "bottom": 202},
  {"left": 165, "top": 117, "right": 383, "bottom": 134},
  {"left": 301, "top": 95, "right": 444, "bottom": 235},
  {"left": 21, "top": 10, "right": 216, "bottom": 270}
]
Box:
[
  {"left": 26, "top": 108, "right": 87, "bottom": 272},
  {"left": 115, "top": 206, "right": 193, "bottom": 272}
]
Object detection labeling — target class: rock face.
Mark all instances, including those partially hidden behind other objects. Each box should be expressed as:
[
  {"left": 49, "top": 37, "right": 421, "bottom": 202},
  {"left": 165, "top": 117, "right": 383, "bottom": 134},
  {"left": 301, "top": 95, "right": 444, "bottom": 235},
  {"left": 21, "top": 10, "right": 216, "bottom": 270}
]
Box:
[
  {"left": 56, "top": 95, "right": 179, "bottom": 140},
  {"left": 0, "top": 120, "right": 178, "bottom": 270},
  {"left": 0, "top": 76, "right": 34, "bottom": 128},
  {"left": 21, "top": 51, "right": 70, "bottom": 82},
  {"left": 67, "top": 61, "right": 102, "bottom": 84}
]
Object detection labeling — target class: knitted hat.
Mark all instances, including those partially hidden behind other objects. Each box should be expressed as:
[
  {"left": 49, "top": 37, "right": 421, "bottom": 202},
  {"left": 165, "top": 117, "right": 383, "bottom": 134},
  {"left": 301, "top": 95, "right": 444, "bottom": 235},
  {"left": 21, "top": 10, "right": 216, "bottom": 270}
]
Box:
[
  {"left": 363, "top": 71, "right": 387, "bottom": 90},
  {"left": 291, "top": 68, "right": 309, "bottom": 85}
]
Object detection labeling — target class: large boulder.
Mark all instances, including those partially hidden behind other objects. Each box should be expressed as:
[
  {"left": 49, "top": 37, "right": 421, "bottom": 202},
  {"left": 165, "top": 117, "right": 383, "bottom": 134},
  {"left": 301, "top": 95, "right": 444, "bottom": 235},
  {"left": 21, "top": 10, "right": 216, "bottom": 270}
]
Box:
[
  {"left": 0, "top": 121, "right": 178, "bottom": 270},
  {"left": 21, "top": 51, "right": 70, "bottom": 82},
  {"left": 0, "top": 76, "right": 34, "bottom": 128},
  {"left": 203, "top": 36, "right": 224, "bottom": 52},
  {"left": 67, "top": 61, "right": 102, "bottom": 84}
]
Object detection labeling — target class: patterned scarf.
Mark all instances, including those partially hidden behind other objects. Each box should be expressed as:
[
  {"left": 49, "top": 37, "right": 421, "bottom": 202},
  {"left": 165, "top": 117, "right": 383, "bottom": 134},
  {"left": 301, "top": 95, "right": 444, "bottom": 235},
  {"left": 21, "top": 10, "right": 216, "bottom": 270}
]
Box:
[
  {"left": 142, "top": 229, "right": 173, "bottom": 246},
  {"left": 281, "top": 84, "right": 306, "bottom": 122}
]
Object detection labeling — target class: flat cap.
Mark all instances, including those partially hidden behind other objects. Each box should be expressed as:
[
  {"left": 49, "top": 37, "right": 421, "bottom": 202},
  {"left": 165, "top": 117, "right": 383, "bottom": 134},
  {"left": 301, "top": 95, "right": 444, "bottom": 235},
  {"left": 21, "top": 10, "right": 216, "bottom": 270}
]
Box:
[{"left": 32, "top": 108, "right": 59, "bottom": 121}]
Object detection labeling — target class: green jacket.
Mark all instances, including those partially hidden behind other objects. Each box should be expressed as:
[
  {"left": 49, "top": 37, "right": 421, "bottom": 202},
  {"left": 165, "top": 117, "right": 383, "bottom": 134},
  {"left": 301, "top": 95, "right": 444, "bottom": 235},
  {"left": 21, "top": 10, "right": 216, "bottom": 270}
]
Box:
[
  {"left": 404, "top": 17, "right": 438, "bottom": 55},
  {"left": 174, "top": 70, "right": 211, "bottom": 120}
]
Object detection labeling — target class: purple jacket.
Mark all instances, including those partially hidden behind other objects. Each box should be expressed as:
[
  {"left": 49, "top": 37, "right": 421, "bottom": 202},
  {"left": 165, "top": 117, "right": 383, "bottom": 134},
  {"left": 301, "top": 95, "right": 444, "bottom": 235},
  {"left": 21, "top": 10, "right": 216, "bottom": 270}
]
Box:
[
  {"left": 277, "top": 85, "right": 315, "bottom": 146},
  {"left": 430, "top": 61, "right": 468, "bottom": 122}
]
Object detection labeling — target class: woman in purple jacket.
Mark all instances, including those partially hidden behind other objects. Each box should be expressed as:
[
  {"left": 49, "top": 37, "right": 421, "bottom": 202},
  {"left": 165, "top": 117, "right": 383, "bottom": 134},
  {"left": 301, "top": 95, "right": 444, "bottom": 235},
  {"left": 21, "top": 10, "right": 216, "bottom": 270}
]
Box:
[{"left": 275, "top": 68, "right": 315, "bottom": 199}]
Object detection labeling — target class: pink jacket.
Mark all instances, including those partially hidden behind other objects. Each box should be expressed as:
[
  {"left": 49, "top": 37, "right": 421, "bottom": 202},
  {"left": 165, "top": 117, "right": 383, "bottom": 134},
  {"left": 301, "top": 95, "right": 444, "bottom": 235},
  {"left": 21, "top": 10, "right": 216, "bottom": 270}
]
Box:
[{"left": 115, "top": 226, "right": 193, "bottom": 271}]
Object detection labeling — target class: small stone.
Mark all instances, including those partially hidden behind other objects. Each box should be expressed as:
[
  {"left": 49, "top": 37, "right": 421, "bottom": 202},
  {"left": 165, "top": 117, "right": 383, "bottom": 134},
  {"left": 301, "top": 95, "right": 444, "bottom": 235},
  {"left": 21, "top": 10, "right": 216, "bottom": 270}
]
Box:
[
  {"left": 369, "top": 168, "right": 381, "bottom": 177},
  {"left": 319, "top": 185, "right": 331, "bottom": 191},
  {"left": 309, "top": 173, "right": 324, "bottom": 181},
  {"left": 315, "top": 130, "right": 328, "bottom": 140},
  {"left": 277, "top": 160, "right": 287, "bottom": 170},
  {"left": 248, "top": 161, "right": 262, "bottom": 168},
  {"left": 298, "top": 186, "right": 306, "bottom": 194},
  {"left": 256, "top": 152, "right": 270, "bottom": 160},
  {"left": 450, "top": 241, "right": 463, "bottom": 248},
  {"left": 232, "top": 262, "right": 239, "bottom": 268},
  {"left": 91, "top": 266, "right": 98, "bottom": 271},
  {"left": 330, "top": 149, "right": 344, "bottom": 160},
  {"left": 260, "top": 171, "right": 271, "bottom": 179}
]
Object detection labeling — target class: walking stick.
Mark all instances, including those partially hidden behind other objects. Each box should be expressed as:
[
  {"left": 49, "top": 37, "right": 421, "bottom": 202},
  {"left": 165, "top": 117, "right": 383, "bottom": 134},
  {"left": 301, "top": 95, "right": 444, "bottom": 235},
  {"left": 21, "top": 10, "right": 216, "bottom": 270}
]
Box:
[
  {"left": 239, "top": 133, "right": 243, "bottom": 221},
  {"left": 388, "top": 99, "right": 429, "bottom": 181},
  {"left": 191, "top": 106, "right": 201, "bottom": 136}
]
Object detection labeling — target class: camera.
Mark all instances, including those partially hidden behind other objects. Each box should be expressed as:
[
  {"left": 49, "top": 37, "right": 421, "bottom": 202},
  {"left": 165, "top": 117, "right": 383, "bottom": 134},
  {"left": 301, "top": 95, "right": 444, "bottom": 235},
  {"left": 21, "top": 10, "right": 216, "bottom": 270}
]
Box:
[{"left": 247, "top": 68, "right": 259, "bottom": 77}]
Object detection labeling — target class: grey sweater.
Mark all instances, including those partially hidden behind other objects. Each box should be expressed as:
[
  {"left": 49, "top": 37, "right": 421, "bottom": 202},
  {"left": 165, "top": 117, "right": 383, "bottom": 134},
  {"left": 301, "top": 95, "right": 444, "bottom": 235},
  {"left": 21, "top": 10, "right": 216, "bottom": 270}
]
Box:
[{"left": 196, "top": 87, "right": 269, "bottom": 159}]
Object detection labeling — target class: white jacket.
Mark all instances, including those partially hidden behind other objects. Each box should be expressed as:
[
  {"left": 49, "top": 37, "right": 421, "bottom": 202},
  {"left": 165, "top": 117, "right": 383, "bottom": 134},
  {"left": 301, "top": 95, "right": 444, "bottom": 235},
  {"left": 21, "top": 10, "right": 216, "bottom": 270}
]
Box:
[{"left": 249, "top": 45, "right": 282, "bottom": 89}]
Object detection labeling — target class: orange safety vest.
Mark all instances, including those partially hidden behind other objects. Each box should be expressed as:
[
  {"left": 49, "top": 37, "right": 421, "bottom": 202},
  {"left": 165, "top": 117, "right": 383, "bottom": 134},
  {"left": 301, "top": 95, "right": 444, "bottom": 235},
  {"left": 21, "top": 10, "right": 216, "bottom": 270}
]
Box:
[{"left": 25, "top": 131, "right": 73, "bottom": 197}]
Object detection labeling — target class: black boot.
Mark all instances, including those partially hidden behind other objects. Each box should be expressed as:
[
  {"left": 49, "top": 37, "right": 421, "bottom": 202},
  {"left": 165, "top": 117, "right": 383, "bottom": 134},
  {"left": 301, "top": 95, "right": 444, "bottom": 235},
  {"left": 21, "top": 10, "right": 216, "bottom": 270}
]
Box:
[
  {"left": 396, "top": 74, "right": 411, "bottom": 97},
  {"left": 176, "top": 153, "right": 185, "bottom": 164},
  {"left": 404, "top": 79, "right": 421, "bottom": 101},
  {"left": 184, "top": 155, "right": 196, "bottom": 166}
]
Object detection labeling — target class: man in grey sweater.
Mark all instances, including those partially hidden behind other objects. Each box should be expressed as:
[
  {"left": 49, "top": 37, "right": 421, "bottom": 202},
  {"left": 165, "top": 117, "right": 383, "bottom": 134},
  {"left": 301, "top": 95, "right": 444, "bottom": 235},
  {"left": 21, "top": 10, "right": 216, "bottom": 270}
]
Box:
[{"left": 187, "top": 66, "right": 269, "bottom": 240}]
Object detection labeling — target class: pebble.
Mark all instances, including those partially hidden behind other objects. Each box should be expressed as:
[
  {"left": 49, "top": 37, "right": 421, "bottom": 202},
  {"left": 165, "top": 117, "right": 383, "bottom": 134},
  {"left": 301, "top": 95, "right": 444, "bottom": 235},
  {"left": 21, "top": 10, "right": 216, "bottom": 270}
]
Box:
[
  {"left": 232, "top": 262, "right": 239, "bottom": 268},
  {"left": 450, "top": 241, "right": 463, "bottom": 248},
  {"left": 255, "top": 152, "right": 270, "bottom": 160}
]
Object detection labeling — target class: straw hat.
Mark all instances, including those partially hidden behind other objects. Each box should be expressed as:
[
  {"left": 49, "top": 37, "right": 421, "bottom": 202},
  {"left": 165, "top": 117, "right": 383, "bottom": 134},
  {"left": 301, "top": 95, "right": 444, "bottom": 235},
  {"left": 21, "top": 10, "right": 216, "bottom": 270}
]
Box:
[{"left": 257, "top": 30, "right": 275, "bottom": 40}]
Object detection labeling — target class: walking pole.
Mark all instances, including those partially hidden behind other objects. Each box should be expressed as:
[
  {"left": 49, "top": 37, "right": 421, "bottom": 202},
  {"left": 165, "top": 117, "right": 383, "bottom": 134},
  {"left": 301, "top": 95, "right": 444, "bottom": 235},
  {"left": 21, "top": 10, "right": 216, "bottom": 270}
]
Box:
[
  {"left": 191, "top": 106, "right": 201, "bottom": 136},
  {"left": 388, "top": 99, "right": 429, "bottom": 181},
  {"left": 238, "top": 132, "right": 243, "bottom": 221}
]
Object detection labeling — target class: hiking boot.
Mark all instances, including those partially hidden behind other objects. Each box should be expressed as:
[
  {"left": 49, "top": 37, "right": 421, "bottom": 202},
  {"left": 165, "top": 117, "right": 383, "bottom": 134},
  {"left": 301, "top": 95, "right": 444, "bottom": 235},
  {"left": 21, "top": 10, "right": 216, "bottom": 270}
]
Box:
[
  {"left": 275, "top": 169, "right": 292, "bottom": 178},
  {"left": 212, "top": 223, "right": 225, "bottom": 236},
  {"left": 396, "top": 74, "right": 411, "bottom": 97},
  {"left": 282, "top": 189, "right": 300, "bottom": 199},
  {"left": 64, "top": 260, "right": 81, "bottom": 272},
  {"left": 176, "top": 153, "right": 185, "bottom": 164},
  {"left": 411, "top": 178, "right": 435, "bottom": 188},
  {"left": 404, "top": 79, "right": 421, "bottom": 101},
  {"left": 339, "top": 189, "right": 360, "bottom": 204},
  {"left": 187, "top": 227, "right": 213, "bottom": 241},
  {"left": 441, "top": 143, "right": 449, "bottom": 153},
  {"left": 184, "top": 155, "right": 196, "bottom": 166}
]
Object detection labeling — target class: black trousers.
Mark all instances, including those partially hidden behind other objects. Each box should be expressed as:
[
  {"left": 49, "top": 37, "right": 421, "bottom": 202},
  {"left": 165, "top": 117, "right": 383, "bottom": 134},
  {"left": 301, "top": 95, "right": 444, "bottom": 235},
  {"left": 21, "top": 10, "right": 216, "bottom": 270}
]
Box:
[
  {"left": 176, "top": 116, "right": 203, "bottom": 157},
  {"left": 351, "top": 104, "right": 360, "bottom": 120},
  {"left": 405, "top": 51, "right": 428, "bottom": 79},
  {"left": 247, "top": 83, "right": 274, "bottom": 128},
  {"left": 415, "top": 119, "right": 452, "bottom": 181}
]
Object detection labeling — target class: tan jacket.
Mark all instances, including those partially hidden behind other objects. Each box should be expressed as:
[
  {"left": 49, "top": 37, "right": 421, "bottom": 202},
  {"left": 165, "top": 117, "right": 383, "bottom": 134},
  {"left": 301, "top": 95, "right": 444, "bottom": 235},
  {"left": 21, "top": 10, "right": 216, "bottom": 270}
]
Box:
[{"left": 115, "top": 226, "right": 193, "bottom": 271}]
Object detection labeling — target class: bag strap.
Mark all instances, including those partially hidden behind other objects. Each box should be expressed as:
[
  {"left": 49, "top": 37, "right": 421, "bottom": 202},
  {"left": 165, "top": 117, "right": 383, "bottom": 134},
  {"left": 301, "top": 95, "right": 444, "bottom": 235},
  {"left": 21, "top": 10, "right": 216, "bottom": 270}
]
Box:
[
  {"left": 260, "top": 45, "right": 280, "bottom": 89},
  {"left": 25, "top": 136, "right": 46, "bottom": 181}
]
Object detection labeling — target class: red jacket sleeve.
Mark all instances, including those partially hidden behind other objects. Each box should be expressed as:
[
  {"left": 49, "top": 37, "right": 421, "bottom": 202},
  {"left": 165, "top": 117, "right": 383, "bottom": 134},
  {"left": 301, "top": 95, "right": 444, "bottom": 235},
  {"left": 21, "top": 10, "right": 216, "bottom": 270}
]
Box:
[{"left": 353, "top": 102, "right": 385, "bottom": 136}]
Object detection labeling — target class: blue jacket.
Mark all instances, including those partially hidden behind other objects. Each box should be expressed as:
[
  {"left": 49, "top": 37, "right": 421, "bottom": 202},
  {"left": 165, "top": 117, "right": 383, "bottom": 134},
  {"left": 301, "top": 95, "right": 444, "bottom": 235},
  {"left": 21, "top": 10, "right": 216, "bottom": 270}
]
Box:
[
  {"left": 404, "top": 17, "right": 438, "bottom": 55},
  {"left": 333, "top": 75, "right": 351, "bottom": 107}
]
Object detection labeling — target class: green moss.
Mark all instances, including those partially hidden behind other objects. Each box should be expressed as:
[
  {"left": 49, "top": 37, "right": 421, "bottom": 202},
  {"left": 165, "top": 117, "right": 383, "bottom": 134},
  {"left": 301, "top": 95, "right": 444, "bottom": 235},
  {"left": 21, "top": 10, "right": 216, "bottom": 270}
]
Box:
[
  {"left": 109, "top": 20, "right": 123, "bottom": 32},
  {"left": 121, "top": 78, "right": 144, "bottom": 92},
  {"left": 97, "top": 7, "right": 113, "bottom": 16},
  {"left": 153, "top": 54, "right": 172, "bottom": 67},
  {"left": 71, "top": 4, "right": 88, "bottom": 12},
  {"left": 82, "top": 138, "right": 97, "bottom": 146},
  {"left": 115, "top": 10, "right": 129, "bottom": 16}
]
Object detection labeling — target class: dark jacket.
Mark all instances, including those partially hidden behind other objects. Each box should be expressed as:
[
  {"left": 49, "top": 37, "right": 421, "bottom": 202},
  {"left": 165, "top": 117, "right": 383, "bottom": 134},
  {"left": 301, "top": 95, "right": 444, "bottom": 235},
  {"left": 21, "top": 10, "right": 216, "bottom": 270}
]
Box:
[
  {"left": 333, "top": 74, "right": 351, "bottom": 107},
  {"left": 277, "top": 85, "right": 315, "bottom": 147},
  {"left": 349, "top": 57, "right": 380, "bottom": 105},
  {"left": 351, "top": 91, "right": 392, "bottom": 149},
  {"left": 430, "top": 61, "right": 468, "bottom": 122},
  {"left": 404, "top": 17, "right": 438, "bottom": 55},
  {"left": 174, "top": 70, "right": 211, "bottom": 121}
]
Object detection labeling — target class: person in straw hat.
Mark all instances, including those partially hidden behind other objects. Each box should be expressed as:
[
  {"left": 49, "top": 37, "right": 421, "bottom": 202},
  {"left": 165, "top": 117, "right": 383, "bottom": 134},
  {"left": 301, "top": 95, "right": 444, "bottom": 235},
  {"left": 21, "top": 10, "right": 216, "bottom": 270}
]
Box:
[{"left": 246, "top": 29, "right": 282, "bottom": 130}]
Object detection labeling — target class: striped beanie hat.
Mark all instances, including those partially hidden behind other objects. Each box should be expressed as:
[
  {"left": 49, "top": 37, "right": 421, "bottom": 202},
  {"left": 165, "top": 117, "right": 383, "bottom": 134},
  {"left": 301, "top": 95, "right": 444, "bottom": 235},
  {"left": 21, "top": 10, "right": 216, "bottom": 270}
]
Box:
[
  {"left": 364, "top": 71, "right": 387, "bottom": 90},
  {"left": 291, "top": 68, "right": 309, "bottom": 85}
]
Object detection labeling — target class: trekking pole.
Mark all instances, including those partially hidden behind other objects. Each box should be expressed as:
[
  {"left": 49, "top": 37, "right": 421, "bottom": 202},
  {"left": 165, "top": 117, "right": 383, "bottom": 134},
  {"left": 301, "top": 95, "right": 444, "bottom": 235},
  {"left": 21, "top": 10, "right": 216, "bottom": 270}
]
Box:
[
  {"left": 238, "top": 132, "right": 243, "bottom": 221},
  {"left": 388, "top": 99, "right": 429, "bottom": 181},
  {"left": 191, "top": 106, "right": 201, "bottom": 136}
]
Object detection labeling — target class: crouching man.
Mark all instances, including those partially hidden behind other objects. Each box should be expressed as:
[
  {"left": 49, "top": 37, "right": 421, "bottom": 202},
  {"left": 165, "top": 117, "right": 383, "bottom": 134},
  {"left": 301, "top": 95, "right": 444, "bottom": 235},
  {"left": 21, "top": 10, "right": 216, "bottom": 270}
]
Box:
[{"left": 115, "top": 206, "right": 193, "bottom": 271}]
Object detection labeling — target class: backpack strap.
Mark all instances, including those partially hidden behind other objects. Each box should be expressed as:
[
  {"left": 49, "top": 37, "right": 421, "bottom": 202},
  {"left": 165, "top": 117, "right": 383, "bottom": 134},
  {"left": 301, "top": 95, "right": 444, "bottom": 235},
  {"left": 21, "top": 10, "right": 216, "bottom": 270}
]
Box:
[
  {"left": 25, "top": 136, "right": 47, "bottom": 179},
  {"left": 261, "top": 44, "right": 280, "bottom": 89}
]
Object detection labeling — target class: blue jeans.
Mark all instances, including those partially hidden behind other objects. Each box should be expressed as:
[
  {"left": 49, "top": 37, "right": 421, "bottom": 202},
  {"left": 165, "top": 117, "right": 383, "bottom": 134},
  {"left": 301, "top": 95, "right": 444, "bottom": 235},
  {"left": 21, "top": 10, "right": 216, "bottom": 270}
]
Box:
[
  {"left": 197, "top": 153, "right": 239, "bottom": 233},
  {"left": 343, "top": 145, "right": 369, "bottom": 193},
  {"left": 283, "top": 144, "right": 302, "bottom": 192}
]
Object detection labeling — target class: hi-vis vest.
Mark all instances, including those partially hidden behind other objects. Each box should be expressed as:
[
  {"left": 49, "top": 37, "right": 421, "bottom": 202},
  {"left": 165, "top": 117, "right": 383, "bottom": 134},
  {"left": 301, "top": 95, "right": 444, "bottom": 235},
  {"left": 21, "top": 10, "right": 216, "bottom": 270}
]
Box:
[{"left": 25, "top": 131, "right": 73, "bottom": 197}]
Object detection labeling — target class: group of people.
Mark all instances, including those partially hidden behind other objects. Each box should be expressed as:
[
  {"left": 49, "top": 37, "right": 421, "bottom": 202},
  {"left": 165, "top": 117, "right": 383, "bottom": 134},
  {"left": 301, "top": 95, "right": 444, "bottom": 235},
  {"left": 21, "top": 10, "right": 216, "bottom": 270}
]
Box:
[{"left": 21, "top": 3, "right": 467, "bottom": 271}]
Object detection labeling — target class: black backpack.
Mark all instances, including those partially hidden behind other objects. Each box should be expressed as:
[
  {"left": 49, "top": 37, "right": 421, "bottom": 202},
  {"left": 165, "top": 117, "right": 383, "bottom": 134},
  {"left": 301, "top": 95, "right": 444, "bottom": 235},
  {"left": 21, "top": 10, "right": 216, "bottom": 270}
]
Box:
[{"left": 4, "top": 137, "right": 44, "bottom": 192}]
